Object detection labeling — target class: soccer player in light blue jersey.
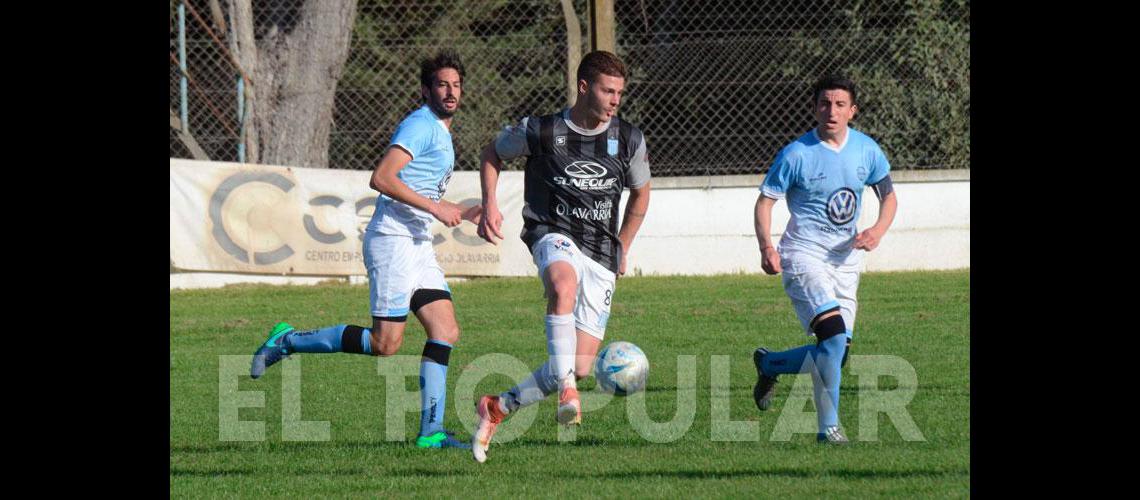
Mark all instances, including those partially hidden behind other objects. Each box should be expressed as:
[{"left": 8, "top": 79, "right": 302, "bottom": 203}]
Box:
[
  {"left": 250, "top": 50, "right": 479, "bottom": 450},
  {"left": 751, "top": 74, "right": 898, "bottom": 444}
]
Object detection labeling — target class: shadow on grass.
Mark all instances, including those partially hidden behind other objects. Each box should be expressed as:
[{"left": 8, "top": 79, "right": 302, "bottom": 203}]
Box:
[
  {"left": 391, "top": 466, "right": 969, "bottom": 480},
  {"left": 170, "top": 466, "right": 368, "bottom": 477},
  {"left": 170, "top": 440, "right": 414, "bottom": 455},
  {"left": 170, "top": 435, "right": 649, "bottom": 456},
  {"left": 561, "top": 467, "right": 970, "bottom": 480}
]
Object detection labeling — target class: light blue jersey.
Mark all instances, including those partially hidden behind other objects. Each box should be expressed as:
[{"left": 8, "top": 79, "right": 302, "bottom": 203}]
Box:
[
  {"left": 366, "top": 105, "right": 455, "bottom": 240},
  {"left": 760, "top": 127, "right": 890, "bottom": 269}
]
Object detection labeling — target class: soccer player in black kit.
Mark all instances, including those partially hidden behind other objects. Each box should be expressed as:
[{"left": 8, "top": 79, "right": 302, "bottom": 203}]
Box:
[{"left": 469, "top": 51, "right": 652, "bottom": 463}]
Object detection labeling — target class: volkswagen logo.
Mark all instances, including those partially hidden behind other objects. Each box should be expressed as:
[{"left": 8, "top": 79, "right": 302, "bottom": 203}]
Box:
[
  {"left": 564, "top": 161, "right": 608, "bottom": 179},
  {"left": 826, "top": 188, "right": 857, "bottom": 225}
]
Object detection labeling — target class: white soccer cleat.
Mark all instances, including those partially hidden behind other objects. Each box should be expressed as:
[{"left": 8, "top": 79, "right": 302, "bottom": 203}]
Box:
[
  {"left": 817, "top": 425, "right": 850, "bottom": 444},
  {"left": 472, "top": 395, "right": 504, "bottom": 463},
  {"left": 556, "top": 387, "right": 581, "bottom": 426}
]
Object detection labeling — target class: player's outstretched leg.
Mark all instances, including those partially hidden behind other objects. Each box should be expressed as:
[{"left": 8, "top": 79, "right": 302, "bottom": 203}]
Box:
[
  {"left": 752, "top": 344, "right": 815, "bottom": 410},
  {"left": 250, "top": 323, "right": 373, "bottom": 379}
]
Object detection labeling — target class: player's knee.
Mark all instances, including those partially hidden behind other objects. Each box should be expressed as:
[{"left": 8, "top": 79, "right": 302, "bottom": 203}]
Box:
[
  {"left": 811, "top": 308, "right": 847, "bottom": 343},
  {"left": 550, "top": 279, "right": 576, "bottom": 302},
  {"left": 375, "top": 341, "right": 402, "bottom": 357},
  {"left": 431, "top": 325, "right": 460, "bottom": 345},
  {"left": 370, "top": 316, "right": 407, "bottom": 356},
  {"left": 371, "top": 332, "right": 403, "bottom": 357}
]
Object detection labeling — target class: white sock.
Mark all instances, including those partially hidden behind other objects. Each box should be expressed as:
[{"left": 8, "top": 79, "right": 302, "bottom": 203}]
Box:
[
  {"left": 501, "top": 360, "right": 558, "bottom": 413},
  {"left": 545, "top": 314, "right": 577, "bottom": 390}
]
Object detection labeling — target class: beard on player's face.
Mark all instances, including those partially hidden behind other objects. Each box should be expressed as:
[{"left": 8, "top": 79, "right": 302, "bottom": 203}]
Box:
[
  {"left": 424, "top": 69, "right": 461, "bottom": 119},
  {"left": 428, "top": 93, "right": 457, "bottom": 118}
]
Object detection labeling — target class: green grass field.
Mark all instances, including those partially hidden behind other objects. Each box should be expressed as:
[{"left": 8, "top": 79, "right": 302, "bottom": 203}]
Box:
[{"left": 170, "top": 270, "right": 969, "bottom": 497}]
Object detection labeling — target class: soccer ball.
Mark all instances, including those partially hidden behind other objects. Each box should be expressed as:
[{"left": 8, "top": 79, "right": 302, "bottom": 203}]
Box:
[{"left": 594, "top": 341, "right": 649, "bottom": 395}]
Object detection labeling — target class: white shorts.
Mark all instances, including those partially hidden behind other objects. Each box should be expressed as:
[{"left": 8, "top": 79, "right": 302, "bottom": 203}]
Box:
[
  {"left": 363, "top": 231, "right": 450, "bottom": 318},
  {"left": 780, "top": 254, "right": 860, "bottom": 339},
  {"left": 531, "top": 233, "right": 616, "bottom": 340}
]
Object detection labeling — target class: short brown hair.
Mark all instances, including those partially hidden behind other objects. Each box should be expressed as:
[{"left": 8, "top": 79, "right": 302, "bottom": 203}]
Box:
[{"left": 576, "top": 51, "right": 628, "bottom": 84}]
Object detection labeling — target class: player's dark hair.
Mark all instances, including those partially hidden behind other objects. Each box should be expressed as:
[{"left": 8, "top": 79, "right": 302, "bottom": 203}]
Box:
[
  {"left": 577, "top": 50, "right": 628, "bottom": 84},
  {"left": 420, "top": 49, "right": 465, "bottom": 89},
  {"left": 812, "top": 73, "right": 858, "bottom": 106}
]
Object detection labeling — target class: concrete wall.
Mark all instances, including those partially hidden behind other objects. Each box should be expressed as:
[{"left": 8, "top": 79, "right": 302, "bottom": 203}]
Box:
[
  {"left": 171, "top": 170, "right": 968, "bottom": 289},
  {"left": 635, "top": 170, "right": 969, "bottom": 275}
]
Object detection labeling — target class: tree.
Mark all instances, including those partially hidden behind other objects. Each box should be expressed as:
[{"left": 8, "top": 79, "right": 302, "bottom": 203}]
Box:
[{"left": 227, "top": 0, "right": 359, "bottom": 168}]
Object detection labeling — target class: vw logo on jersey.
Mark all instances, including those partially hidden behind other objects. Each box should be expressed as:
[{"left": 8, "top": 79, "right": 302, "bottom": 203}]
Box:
[
  {"left": 564, "top": 161, "right": 608, "bottom": 179},
  {"left": 826, "top": 188, "right": 857, "bottom": 225}
]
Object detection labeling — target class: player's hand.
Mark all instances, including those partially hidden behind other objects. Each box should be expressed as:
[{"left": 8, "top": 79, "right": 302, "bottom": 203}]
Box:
[
  {"left": 619, "top": 251, "right": 628, "bottom": 278},
  {"left": 431, "top": 200, "right": 463, "bottom": 227},
  {"left": 760, "top": 246, "right": 781, "bottom": 275},
  {"left": 460, "top": 203, "right": 483, "bottom": 225},
  {"left": 854, "top": 227, "right": 883, "bottom": 251},
  {"left": 477, "top": 203, "right": 504, "bottom": 244}
]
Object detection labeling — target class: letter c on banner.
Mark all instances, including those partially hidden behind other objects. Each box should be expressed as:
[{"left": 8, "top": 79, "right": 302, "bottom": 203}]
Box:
[
  {"left": 209, "top": 172, "right": 296, "bottom": 265},
  {"left": 303, "top": 196, "right": 347, "bottom": 244}
]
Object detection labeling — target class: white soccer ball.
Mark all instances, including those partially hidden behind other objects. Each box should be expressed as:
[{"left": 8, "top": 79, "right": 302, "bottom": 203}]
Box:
[{"left": 594, "top": 341, "right": 649, "bottom": 395}]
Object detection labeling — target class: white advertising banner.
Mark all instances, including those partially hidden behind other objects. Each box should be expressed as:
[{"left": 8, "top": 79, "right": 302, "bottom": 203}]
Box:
[
  {"left": 171, "top": 159, "right": 968, "bottom": 283},
  {"left": 170, "top": 159, "right": 534, "bottom": 276}
]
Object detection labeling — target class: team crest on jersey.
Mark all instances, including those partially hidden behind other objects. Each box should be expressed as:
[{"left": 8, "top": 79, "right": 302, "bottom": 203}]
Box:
[
  {"left": 607, "top": 138, "right": 619, "bottom": 156},
  {"left": 556, "top": 136, "right": 566, "bottom": 146},
  {"left": 826, "top": 188, "right": 857, "bottom": 225}
]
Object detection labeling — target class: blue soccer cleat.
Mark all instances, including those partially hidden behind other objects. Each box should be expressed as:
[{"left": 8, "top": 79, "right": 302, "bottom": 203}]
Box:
[{"left": 250, "top": 322, "right": 295, "bottom": 379}]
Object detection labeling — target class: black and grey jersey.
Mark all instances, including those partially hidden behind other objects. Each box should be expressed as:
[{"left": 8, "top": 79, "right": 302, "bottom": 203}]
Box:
[{"left": 494, "top": 110, "right": 650, "bottom": 274}]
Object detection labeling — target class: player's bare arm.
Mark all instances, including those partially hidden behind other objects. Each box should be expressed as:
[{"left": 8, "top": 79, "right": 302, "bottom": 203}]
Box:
[
  {"left": 371, "top": 146, "right": 463, "bottom": 227},
  {"left": 754, "top": 194, "right": 781, "bottom": 275},
  {"left": 854, "top": 191, "right": 897, "bottom": 251},
  {"left": 617, "top": 183, "right": 651, "bottom": 276},
  {"left": 477, "top": 140, "right": 505, "bottom": 244}
]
